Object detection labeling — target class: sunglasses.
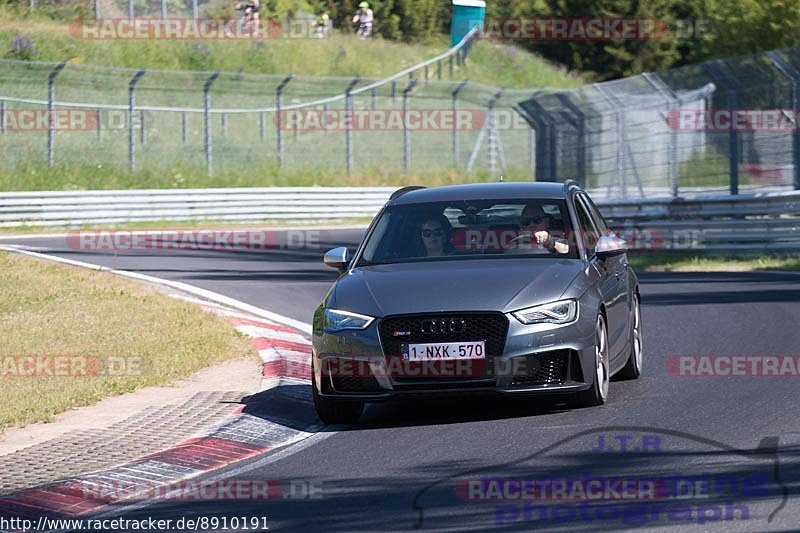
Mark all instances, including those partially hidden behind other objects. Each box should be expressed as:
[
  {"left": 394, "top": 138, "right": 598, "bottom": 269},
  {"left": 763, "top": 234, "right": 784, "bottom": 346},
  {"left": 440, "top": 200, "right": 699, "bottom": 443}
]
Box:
[{"left": 421, "top": 228, "right": 445, "bottom": 238}]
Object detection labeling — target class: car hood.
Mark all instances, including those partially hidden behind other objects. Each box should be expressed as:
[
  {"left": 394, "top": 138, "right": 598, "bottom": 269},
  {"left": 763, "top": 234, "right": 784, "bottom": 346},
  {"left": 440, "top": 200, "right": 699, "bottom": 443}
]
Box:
[{"left": 331, "top": 258, "right": 586, "bottom": 317}]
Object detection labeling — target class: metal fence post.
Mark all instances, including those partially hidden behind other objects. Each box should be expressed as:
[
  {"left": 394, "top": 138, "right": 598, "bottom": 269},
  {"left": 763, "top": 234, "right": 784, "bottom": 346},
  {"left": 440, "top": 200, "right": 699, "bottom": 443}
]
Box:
[
  {"left": 96, "top": 108, "right": 102, "bottom": 142},
  {"left": 517, "top": 99, "right": 554, "bottom": 181},
  {"left": 221, "top": 112, "right": 227, "bottom": 138},
  {"left": 391, "top": 80, "right": 397, "bottom": 105},
  {"left": 259, "top": 112, "right": 265, "bottom": 142},
  {"left": 182, "top": 111, "right": 188, "bottom": 143},
  {"left": 192, "top": 0, "right": 198, "bottom": 19},
  {"left": 128, "top": 69, "right": 145, "bottom": 171},
  {"left": 0, "top": 100, "right": 5, "bottom": 134},
  {"left": 128, "top": 0, "right": 134, "bottom": 19},
  {"left": 528, "top": 127, "right": 535, "bottom": 173},
  {"left": 47, "top": 61, "right": 67, "bottom": 168},
  {"left": 370, "top": 88, "right": 377, "bottom": 111},
  {"left": 555, "top": 93, "right": 587, "bottom": 187},
  {"left": 449, "top": 55, "right": 454, "bottom": 78},
  {"left": 437, "top": 60, "right": 442, "bottom": 80},
  {"left": 486, "top": 90, "right": 504, "bottom": 174},
  {"left": 140, "top": 110, "right": 146, "bottom": 145},
  {"left": 451, "top": 80, "right": 468, "bottom": 168},
  {"left": 402, "top": 78, "right": 418, "bottom": 173},
  {"left": 161, "top": 0, "right": 167, "bottom": 20},
  {"left": 203, "top": 72, "right": 219, "bottom": 177},
  {"left": 703, "top": 62, "right": 739, "bottom": 195},
  {"left": 94, "top": 0, "right": 99, "bottom": 19},
  {"left": 767, "top": 51, "right": 800, "bottom": 190},
  {"left": 128, "top": 70, "right": 146, "bottom": 171},
  {"left": 345, "top": 77, "right": 360, "bottom": 175},
  {"left": 275, "top": 74, "right": 292, "bottom": 168}
]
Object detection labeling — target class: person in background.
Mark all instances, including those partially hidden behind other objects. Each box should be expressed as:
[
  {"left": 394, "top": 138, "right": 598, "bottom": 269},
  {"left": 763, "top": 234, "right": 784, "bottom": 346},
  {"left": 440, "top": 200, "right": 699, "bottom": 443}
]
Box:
[
  {"left": 352, "top": 1, "right": 374, "bottom": 38},
  {"left": 312, "top": 12, "right": 331, "bottom": 39},
  {"left": 234, "top": 0, "right": 260, "bottom": 36}
]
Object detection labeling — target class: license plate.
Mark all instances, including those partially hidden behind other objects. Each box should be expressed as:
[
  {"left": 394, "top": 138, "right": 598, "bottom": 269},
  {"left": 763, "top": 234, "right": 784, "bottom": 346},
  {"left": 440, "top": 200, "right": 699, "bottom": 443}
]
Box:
[{"left": 401, "top": 341, "right": 485, "bottom": 361}]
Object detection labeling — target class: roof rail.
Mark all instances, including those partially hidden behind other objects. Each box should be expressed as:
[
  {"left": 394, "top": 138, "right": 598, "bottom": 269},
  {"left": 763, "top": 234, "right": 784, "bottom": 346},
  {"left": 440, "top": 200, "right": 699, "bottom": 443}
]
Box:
[{"left": 389, "top": 186, "right": 426, "bottom": 201}]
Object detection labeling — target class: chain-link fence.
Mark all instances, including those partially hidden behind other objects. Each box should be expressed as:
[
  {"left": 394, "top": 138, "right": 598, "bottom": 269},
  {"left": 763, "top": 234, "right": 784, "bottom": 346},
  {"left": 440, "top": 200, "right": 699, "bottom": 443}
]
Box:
[
  {"left": 23, "top": 0, "right": 258, "bottom": 20},
  {"left": 517, "top": 47, "right": 800, "bottom": 198},
  {"left": 0, "top": 27, "right": 542, "bottom": 178}
]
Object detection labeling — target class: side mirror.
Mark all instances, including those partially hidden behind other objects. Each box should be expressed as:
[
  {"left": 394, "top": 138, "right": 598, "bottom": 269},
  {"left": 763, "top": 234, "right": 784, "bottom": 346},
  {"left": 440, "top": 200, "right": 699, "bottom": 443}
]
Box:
[
  {"left": 324, "top": 247, "right": 351, "bottom": 273},
  {"left": 595, "top": 234, "right": 628, "bottom": 259}
]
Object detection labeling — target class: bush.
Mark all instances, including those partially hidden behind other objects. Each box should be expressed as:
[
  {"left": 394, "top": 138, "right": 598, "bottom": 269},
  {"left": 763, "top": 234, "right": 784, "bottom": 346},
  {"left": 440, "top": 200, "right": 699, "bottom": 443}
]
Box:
[{"left": 7, "top": 34, "right": 36, "bottom": 60}]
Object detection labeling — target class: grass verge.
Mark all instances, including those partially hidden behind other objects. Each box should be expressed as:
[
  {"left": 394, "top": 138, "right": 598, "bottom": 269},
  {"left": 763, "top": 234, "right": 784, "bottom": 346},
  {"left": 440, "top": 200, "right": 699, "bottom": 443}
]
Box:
[
  {"left": 0, "top": 13, "right": 582, "bottom": 89},
  {"left": 0, "top": 251, "right": 257, "bottom": 431},
  {"left": 0, "top": 163, "right": 522, "bottom": 191},
  {"left": 629, "top": 253, "right": 800, "bottom": 273}
]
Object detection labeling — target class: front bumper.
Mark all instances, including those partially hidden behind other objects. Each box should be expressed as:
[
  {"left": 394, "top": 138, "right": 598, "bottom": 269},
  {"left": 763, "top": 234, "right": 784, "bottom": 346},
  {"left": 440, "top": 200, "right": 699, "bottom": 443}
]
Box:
[{"left": 312, "top": 309, "right": 598, "bottom": 401}]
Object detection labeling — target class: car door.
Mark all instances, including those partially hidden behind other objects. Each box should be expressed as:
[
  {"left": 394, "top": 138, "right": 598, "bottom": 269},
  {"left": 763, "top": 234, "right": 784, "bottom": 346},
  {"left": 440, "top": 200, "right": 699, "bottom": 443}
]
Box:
[{"left": 574, "top": 194, "right": 629, "bottom": 362}]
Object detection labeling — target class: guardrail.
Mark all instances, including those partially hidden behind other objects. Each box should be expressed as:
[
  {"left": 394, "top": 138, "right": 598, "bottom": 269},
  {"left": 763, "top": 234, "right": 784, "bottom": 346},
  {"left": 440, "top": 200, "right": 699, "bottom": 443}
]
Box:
[
  {"left": 1, "top": 187, "right": 798, "bottom": 253},
  {"left": 602, "top": 191, "right": 800, "bottom": 253}
]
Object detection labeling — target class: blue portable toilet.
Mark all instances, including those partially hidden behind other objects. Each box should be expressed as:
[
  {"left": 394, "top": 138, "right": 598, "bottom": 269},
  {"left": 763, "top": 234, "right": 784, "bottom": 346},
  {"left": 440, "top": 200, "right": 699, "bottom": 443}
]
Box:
[{"left": 450, "top": 0, "right": 486, "bottom": 48}]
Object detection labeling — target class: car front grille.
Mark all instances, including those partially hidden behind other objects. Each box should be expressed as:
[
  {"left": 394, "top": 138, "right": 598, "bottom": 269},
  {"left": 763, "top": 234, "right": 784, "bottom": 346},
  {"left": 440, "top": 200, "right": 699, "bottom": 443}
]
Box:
[{"left": 378, "top": 312, "right": 509, "bottom": 381}]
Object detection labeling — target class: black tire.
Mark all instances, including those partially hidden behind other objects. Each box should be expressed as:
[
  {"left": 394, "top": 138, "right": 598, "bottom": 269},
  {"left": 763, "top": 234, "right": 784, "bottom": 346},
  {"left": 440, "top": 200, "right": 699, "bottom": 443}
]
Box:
[
  {"left": 574, "top": 313, "right": 609, "bottom": 407},
  {"left": 312, "top": 372, "right": 364, "bottom": 425},
  {"left": 617, "top": 292, "right": 643, "bottom": 380}
]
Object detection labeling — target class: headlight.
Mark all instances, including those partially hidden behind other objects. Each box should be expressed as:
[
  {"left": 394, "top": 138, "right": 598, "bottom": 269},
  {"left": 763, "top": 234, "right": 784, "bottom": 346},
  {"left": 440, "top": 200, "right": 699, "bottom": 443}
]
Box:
[
  {"left": 324, "top": 308, "right": 375, "bottom": 331},
  {"left": 512, "top": 299, "right": 578, "bottom": 325}
]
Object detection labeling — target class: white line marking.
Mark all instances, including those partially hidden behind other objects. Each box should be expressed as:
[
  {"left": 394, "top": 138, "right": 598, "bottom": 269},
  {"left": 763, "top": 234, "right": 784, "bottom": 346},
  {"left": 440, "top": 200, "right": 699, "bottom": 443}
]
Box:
[{"left": 0, "top": 245, "right": 312, "bottom": 335}]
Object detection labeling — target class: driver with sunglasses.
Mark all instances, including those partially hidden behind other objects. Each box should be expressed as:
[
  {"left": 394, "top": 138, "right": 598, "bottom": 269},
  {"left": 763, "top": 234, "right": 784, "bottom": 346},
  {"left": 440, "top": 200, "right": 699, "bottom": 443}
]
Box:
[
  {"left": 419, "top": 215, "right": 454, "bottom": 257},
  {"left": 512, "top": 204, "right": 570, "bottom": 254}
]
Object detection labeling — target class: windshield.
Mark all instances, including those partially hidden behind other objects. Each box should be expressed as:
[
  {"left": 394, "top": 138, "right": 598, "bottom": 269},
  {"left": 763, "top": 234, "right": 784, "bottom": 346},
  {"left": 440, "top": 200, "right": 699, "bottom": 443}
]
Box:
[{"left": 358, "top": 199, "right": 579, "bottom": 265}]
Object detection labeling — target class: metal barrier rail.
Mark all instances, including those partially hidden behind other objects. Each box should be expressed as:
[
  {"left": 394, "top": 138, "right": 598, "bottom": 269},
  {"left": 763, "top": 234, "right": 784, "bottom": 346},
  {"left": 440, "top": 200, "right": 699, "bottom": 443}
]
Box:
[
  {"left": 602, "top": 191, "right": 800, "bottom": 253},
  {"left": 1, "top": 187, "right": 798, "bottom": 253}
]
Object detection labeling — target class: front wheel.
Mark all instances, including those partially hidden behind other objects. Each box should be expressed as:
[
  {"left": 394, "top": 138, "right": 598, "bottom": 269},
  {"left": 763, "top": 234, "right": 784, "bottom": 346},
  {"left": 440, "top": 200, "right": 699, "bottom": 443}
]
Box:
[
  {"left": 618, "top": 292, "right": 643, "bottom": 380},
  {"left": 312, "top": 368, "right": 364, "bottom": 424},
  {"left": 574, "top": 313, "right": 610, "bottom": 407}
]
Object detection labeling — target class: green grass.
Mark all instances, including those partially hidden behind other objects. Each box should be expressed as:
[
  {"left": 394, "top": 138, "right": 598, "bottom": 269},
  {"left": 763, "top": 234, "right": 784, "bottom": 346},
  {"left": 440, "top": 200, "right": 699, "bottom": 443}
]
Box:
[
  {"left": 0, "top": 10, "right": 582, "bottom": 90},
  {"left": 0, "top": 251, "right": 257, "bottom": 430},
  {"left": 0, "top": 159, "right": 532, "bottom": 191},
  {"left": 629, "top": 252, "right": 800, "bottom": 272}
]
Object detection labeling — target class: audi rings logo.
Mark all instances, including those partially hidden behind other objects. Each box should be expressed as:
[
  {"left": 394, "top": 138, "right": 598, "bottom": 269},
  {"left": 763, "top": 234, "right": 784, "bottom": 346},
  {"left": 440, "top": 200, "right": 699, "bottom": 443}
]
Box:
[{"left": 421, "top": 319, "right": 467, "bottom": 335}]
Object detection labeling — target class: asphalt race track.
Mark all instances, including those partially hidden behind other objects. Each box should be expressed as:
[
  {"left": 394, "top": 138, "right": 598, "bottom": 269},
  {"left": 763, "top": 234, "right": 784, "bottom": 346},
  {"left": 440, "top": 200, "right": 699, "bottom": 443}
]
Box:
[{"left": 2, "top": 229, "right": 800, "bottom": 532}]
